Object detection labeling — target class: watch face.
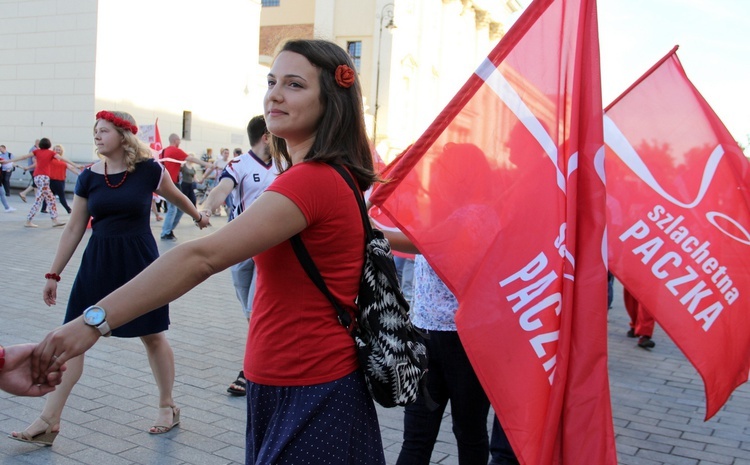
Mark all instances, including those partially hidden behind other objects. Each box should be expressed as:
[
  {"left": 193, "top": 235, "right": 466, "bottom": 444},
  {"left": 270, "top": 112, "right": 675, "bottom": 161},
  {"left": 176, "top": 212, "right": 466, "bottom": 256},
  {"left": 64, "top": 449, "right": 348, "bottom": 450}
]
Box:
[{"left": 83, "top": 306, "right": 106, "bottom": 326}]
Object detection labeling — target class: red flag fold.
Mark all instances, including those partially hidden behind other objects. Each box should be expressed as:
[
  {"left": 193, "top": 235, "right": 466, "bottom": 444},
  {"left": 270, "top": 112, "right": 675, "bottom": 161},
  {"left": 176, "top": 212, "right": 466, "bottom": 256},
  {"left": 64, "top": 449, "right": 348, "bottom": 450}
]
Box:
[
  {"left": 371, "top": 0, "right": 616, "bottom": 463},
  {"left": 605, "top": 47, "right": 750, "bottom": 420}
]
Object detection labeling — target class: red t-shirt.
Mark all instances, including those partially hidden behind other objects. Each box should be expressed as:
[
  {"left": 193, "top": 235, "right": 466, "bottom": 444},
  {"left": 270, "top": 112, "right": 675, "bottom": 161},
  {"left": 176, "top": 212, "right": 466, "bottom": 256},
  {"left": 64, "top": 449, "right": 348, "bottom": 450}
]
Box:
[
  {"left": 49, "top": 159, "right": 67, "bottom": 181},
  {"left": 245, "top": 162, "right": 365, "bottom": 386},
  {"left": 160, "top": 146, "right": 188, "bottom": 183},
  {"left": 32, "top": 149, "right": 56, "bottom": 177}
]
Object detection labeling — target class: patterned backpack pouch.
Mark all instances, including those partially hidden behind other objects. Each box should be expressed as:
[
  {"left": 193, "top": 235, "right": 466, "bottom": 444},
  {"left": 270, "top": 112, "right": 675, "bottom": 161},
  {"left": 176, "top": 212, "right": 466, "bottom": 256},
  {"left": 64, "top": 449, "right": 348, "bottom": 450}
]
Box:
[{"left": 290, "top": 164, "right": 429, "bottom": 408}]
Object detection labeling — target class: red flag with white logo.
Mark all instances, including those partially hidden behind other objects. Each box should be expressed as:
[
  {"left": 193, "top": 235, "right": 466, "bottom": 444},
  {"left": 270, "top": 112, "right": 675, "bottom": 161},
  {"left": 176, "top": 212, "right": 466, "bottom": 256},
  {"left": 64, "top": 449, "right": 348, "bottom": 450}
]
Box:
[
  {"left": 151, "top": 118, "right": 163, "bottom": 154},
  {"left": 369, "top": 0, "right": 615, "bottom": 463},
  {"left": 605, "top": 46, "right": 750, "bottom": 419},
  {"left": 137, "top": 118, "right": 163, "bottom": 157}
]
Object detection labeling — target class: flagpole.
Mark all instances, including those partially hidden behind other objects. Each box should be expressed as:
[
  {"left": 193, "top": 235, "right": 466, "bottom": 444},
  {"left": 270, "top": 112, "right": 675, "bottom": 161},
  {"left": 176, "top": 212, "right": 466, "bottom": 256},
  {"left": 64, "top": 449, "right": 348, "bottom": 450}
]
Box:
[{"left": 604, "top": 45, "right": 679, "bottom": 111}]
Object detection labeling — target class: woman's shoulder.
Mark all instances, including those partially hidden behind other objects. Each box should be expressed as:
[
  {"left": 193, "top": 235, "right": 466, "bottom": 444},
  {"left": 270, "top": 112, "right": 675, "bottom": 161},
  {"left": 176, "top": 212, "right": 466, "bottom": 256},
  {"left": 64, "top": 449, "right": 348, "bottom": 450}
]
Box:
[
  {"left": 284, "top": 161, "right": 337, "bottom": 178},
  {"left": 274, "top": 162, "right": 341, "bottom": 193},
  {"left": 75, "top": 165, "right": 95, "bottom": 193},
  {"left": 86, "top": 160, "right": 104, "bottom": 174},
  {"left": 136, "top": 158, "right": 162, "bottom": 171},
  {"left": 136, "top": 158, "right": 164, "bottom": 186},
  {"left": 34, "top": 149, "right": 54, "bottom": 157}
]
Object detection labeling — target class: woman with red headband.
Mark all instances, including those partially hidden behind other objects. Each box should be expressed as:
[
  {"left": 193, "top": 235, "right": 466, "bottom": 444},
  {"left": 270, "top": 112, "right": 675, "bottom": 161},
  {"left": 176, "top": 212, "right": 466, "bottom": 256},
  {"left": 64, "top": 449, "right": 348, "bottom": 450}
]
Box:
[{"left": 10, "top": 111, "right": 210, "bottom": 446}]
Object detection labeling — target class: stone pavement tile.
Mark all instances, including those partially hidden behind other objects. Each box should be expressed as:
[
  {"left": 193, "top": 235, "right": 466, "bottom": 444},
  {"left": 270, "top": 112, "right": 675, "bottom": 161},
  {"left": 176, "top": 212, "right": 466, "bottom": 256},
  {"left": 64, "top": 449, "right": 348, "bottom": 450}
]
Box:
[
  {"left": 119, "top": 445, "right": 186, "bottom": 465},
  {"left": 696, "top": 444, "right": 750, "bottom": 463}
]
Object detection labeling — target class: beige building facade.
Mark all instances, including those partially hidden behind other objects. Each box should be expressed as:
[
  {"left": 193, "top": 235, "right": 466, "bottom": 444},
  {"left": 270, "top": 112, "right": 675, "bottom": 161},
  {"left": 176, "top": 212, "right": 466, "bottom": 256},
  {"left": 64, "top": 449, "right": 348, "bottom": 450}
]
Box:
[
  {"left": 1, "top": 0, "right": 522, "bottom": 165},
  {"left": 259, "top": 0, "right": 523, "bottom": 160},
  {"left": 0, "top": 0, "right": 267, "bottom": 163}
]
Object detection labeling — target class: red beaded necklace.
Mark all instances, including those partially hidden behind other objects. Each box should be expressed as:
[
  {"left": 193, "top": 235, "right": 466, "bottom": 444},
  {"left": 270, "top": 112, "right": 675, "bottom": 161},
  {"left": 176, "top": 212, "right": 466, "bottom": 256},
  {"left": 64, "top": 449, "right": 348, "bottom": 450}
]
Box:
[{"left": 104, "top": 162, "right": 128, "bottom": 188}]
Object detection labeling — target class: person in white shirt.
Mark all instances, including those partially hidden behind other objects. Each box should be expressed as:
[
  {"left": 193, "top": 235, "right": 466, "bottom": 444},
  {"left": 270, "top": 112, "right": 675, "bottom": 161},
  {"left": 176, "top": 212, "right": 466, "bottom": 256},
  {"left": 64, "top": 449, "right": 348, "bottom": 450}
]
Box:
[{"left": 200, "top": 115, "right": 277, "bottom": 396}]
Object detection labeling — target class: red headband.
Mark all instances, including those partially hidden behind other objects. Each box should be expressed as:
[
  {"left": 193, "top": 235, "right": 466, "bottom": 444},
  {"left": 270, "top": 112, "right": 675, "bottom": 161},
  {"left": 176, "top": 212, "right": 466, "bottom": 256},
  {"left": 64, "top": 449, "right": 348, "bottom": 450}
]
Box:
[{"left": 96, "top": 111, "right": 138, "bottom": 135}]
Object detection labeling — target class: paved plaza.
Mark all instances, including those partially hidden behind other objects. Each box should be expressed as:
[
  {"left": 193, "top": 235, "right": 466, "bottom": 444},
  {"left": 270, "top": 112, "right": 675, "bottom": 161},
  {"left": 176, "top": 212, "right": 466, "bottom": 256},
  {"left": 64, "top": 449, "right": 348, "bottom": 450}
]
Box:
[{"left": 1, "top": 192, "right": 749, "bottom": 465}]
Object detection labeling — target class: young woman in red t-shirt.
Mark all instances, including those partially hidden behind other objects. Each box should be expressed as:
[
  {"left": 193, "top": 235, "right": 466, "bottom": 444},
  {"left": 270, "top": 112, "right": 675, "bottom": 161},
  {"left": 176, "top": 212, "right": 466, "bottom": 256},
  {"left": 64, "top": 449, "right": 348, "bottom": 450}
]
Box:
[{"left": 31, "top": 40, "right": 385, "bottom": 464}]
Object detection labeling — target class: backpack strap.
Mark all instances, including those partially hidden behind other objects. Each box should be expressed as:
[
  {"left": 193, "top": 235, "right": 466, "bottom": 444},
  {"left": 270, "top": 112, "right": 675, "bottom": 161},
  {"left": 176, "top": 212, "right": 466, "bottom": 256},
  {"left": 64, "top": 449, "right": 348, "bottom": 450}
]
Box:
[
  {"left": 289, "top": 234, "right": 354, "bottom": 330},
  {"left": 289, "top": 164, "right": 367, "bottom": 331},
  {"left": 329, "top": 164, "right": 375, "bottom": 244}
]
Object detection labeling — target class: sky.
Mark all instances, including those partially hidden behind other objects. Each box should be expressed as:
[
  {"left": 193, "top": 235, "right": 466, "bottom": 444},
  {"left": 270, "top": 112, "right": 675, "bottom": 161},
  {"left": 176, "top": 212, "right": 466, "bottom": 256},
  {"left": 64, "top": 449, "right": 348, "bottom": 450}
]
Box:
[{"left": 597, "top": 0, "right": 750, "bottom": 145}]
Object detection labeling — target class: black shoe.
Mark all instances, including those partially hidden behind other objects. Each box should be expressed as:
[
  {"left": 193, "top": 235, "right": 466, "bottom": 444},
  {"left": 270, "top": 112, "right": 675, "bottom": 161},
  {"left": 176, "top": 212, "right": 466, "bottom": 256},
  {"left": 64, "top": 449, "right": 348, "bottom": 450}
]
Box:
[
  {"left": 161, "top": 233, "right": 177, "bottom": 241},
  {"left": 626, "top": 328, "right": 637, "bottom": 338},
  {"left": 40, "top": 209, "right": 48, "bottom": 213},
  {"left": 637, "top": 336, "right": 655, "bottom": 349},
  {"left": 227, "top": 371, "right": 247, "bottom": 396}
]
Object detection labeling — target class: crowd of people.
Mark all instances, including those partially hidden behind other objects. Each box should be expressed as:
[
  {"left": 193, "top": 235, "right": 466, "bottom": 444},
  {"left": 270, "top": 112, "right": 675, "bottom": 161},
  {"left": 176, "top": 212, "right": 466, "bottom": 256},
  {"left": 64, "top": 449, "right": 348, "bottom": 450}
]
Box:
[{"left": 7, "top": 38, "right": 663, "bottom": 465}]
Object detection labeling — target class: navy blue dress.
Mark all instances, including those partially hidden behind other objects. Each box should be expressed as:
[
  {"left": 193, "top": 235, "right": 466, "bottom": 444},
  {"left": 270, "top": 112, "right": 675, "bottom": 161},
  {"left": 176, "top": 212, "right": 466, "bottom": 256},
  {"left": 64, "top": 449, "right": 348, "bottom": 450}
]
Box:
[{"left": 64, "top": 159, "right": 169, "bottom": 337}]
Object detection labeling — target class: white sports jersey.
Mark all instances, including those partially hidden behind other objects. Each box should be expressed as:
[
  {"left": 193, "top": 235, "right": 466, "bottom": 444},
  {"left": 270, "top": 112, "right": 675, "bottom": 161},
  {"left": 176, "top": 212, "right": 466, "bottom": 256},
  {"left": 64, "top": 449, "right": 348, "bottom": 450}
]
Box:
[{"left": 220, "top": 150, "right": 278, "bottom": 217}]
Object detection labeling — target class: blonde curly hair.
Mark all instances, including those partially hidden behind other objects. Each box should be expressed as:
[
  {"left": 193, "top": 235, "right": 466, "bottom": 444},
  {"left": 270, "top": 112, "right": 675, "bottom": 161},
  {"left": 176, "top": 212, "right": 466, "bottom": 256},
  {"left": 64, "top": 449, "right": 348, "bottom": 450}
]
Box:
[{"left": 94, "top": 111, "right": 152, "bottom": 172}]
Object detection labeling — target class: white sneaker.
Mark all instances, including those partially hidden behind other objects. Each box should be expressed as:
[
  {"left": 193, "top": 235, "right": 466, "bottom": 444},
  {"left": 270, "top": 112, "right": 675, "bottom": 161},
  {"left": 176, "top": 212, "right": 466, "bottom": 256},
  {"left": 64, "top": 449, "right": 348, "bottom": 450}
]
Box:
[{"left": 4, "top": 207, "right": 16, "bottom": 212}]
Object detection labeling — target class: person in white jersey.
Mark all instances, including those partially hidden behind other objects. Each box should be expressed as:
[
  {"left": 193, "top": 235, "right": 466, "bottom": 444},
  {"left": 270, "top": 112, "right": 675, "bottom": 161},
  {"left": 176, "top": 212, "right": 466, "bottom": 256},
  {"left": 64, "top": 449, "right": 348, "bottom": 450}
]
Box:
[{"left": 200, "top": 115, "right": 277, "bottom": 396}]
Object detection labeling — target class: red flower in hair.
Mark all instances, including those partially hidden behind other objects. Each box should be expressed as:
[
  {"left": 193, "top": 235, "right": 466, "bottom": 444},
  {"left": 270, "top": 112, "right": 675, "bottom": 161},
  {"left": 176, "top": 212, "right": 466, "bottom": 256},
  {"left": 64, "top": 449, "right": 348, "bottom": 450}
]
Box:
[
  {"left": 335, "top": 65, "right": 355, "bottom": 89},
  {"left": 96, "top": 111, "right": 138, "bottom": 135}
]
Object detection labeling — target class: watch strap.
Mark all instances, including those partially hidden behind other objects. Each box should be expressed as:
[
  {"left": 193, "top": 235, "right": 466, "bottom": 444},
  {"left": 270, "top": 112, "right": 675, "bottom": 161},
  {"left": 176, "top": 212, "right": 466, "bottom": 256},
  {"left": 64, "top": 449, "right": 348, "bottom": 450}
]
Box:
[{"left": 97, "top": 321, "right": 112, "bottom": 337}]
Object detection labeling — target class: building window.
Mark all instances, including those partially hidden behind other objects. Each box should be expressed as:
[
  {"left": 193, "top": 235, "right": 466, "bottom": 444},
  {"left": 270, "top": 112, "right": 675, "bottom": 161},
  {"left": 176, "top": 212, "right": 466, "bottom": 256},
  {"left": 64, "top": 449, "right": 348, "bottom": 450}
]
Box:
[
  {"left": 182, "top": 111, "right": 192, "bottom": 141},
  {"left": 347, "top": 41, "right": 362, "bottom": 72},
  {"left": 261, "top": 0, "right": 280, "bottom": 6}
]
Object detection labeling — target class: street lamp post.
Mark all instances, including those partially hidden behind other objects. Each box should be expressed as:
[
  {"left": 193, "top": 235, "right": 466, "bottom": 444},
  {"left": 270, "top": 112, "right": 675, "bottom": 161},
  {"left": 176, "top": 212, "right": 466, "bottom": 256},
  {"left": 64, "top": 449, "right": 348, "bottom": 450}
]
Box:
[{"left": 373, "top": 3, "right": 396, "bottom": 142}]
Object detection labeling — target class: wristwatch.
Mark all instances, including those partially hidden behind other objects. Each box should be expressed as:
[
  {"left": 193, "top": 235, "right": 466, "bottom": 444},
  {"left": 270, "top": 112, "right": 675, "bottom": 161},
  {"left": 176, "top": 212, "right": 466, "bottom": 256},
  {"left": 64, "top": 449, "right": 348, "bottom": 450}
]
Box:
[{"left": 82, "top": 305, "right": 112, "bottom": 337}]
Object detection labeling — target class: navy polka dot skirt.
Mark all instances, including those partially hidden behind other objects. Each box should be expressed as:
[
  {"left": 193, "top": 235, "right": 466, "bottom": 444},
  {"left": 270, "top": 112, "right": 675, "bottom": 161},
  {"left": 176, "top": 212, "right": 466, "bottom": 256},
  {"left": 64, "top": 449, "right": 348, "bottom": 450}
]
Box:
[{"left": 245, "top": 369, "right": 386, "bottom": 464}]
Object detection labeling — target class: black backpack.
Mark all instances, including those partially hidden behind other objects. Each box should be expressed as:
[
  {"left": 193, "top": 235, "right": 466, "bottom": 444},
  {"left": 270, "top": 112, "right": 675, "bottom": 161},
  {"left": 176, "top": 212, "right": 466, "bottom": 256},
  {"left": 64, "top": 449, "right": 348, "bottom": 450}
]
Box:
[{"left": 291, "top": 164, "right": 429, "bottom": 408}]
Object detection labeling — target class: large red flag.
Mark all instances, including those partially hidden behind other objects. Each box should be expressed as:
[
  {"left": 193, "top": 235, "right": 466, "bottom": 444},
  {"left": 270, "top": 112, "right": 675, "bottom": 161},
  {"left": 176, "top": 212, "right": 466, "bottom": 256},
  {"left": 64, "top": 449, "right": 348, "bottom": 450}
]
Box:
[
  {"left": 605, "top": 47, "right": 750, "bottom": 420},
  {"left": 370, "top": 0, "right": 615, "bottom": 464}
]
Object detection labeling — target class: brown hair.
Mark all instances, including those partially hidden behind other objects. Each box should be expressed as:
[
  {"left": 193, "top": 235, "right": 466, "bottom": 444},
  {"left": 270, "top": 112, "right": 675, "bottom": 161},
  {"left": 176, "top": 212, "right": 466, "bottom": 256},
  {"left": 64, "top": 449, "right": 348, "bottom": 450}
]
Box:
[{"left": 268, "top": 39, "right": 377, "bottom": 191}]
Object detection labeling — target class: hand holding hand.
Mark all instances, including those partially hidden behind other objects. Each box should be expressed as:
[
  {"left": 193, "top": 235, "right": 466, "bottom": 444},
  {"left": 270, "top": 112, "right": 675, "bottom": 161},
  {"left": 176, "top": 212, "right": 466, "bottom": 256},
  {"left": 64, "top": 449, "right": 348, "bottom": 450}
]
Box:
[
  {"left": 31, "top": 318, "right": 98, "bottom": 385},
  {"left": 0, "top": 343, "right": 67, "bottom": 397},
  {"left": 194, "top": 212, "right": 211, "bottom": 229}
]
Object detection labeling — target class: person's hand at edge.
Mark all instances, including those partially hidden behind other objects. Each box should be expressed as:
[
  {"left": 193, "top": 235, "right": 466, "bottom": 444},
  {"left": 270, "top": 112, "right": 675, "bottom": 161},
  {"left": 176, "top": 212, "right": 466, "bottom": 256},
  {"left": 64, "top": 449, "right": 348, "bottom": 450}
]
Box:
[
  {"left": 31, "top": 318, "right": 97, "bottom": 385},
  {"left": 0, "top": 343, "right": 66, "bottom": 397}
]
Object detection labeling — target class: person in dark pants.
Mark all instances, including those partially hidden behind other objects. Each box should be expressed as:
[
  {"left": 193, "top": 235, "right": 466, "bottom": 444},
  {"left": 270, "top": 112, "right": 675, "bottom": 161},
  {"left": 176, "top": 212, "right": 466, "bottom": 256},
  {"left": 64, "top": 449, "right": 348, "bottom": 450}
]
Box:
[
  {"left": 1, "top": 145, "right": 14, "bottom": 196},
  {"left": 393, "top": 254, "right": 492, "bottom": 465},
  {"left": 47, "top": 145, "right": 79, "bottom": 213},
  {"left": 489, "top": 416, "right": 519, "bottom": 465},
  {"left": 179, "top": 160, "right": 198, "bottom": 207}
]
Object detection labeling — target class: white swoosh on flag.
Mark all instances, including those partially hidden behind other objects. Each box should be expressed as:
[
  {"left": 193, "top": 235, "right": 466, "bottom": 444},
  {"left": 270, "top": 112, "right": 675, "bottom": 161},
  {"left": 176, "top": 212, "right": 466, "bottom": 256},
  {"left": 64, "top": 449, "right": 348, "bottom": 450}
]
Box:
[
  {"left": 476, "top": 59, "right": 566, "bottom": 194},
  {"left": 603, "top": 115, "right": 724, "bottom": 208}
]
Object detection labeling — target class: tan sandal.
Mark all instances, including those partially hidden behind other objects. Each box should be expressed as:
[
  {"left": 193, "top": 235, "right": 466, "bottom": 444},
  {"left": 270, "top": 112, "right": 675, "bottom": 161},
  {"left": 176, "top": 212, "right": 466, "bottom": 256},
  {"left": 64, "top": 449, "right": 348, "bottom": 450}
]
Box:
[
  {"left": 148, "top": 406, "right": 180, "bottom": 434},
  {"left": 8, "top": 416, "right": 59, "bottom": 446}
]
